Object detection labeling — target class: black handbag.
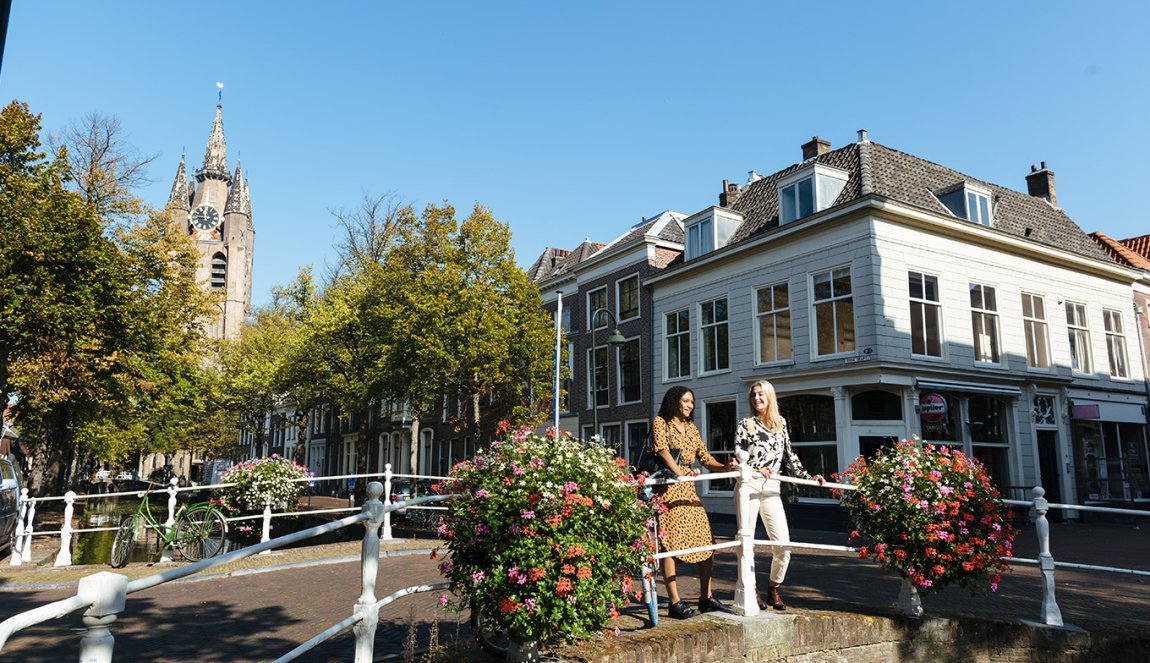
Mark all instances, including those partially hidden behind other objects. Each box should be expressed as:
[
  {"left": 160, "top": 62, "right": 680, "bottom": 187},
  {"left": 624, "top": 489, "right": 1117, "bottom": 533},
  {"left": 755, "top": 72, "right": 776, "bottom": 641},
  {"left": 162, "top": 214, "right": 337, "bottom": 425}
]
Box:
[{"left": 635, "top": 420, "right": 680, "bottom": 494}]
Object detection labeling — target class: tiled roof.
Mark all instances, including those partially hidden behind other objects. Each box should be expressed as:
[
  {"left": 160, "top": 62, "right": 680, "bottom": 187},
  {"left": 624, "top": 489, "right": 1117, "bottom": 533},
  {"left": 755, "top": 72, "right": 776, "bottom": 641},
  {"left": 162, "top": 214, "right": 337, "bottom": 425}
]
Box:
[
  {"left": 725, "top": 141, "right": 1110, "bottom": 262},
  {"left": 651, "top": 247, "right": 680, "bottom": 269},
  {"left": 1120, "top": 233, "right": 1150, "bottom": 259},
  {"left": 525, "top": 247, "right": 570, "bottom": 283},
  {"left": 1090, "top": 233, "right": 1150, "bottom": 270}
]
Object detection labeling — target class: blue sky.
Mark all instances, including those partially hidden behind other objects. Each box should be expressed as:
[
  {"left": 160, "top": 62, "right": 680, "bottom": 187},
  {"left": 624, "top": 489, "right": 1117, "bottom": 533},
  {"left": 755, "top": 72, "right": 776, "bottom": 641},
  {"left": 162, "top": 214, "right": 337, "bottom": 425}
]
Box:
[{"left": 3, "top": 2, "right": 1148, "bottom": 307}]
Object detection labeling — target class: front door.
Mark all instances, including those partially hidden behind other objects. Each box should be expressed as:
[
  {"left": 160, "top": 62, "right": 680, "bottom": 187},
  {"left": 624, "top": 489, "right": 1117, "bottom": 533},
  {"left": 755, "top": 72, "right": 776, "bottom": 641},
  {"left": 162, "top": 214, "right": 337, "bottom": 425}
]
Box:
[{"left": 1037, "top": 429, "right": 1064, "bottom": 521}]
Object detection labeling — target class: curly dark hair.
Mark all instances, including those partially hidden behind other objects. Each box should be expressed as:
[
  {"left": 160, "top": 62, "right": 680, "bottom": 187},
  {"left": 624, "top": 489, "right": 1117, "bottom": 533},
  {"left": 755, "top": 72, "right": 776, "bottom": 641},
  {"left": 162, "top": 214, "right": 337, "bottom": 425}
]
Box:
[{"left": 657, "top": 386, "right": 694, "bottom": 423}]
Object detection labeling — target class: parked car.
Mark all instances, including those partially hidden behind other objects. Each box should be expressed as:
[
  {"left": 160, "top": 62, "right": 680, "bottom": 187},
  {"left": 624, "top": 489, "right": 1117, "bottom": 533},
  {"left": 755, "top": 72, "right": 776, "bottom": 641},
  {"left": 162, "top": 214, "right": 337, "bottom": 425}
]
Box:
[
  {"left": 389, "top": 479, "right": 436, "bottom": 517},
  {"left": 0, "top": 457, "right": 22, "bottom": 554}
]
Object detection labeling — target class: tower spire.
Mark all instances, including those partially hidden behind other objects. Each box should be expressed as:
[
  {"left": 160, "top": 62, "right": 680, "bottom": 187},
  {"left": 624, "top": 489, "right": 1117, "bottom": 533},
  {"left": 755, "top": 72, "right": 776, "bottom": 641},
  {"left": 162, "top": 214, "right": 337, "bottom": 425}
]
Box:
[
  {"left": 167, "top": 154, "right": 190, "bottom": 212},
  {"left": 225, "top": 160, "right": 245, "bottom": 214},
  {"left": 198, "top": 87, "right": 230, "bottom": 182}
]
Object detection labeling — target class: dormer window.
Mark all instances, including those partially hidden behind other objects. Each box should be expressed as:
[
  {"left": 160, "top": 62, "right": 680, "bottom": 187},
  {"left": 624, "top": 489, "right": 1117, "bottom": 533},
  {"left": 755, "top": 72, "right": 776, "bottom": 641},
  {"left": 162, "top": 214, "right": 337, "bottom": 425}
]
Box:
[
  {"left": 938, "top": 183, "right": 993, "bottom": 227},
  {"left": 684, "top": 207, "right": 744, "bottom": 260},
  {"left": 777, "top": 164, "right": 848, "bottom": 224}
]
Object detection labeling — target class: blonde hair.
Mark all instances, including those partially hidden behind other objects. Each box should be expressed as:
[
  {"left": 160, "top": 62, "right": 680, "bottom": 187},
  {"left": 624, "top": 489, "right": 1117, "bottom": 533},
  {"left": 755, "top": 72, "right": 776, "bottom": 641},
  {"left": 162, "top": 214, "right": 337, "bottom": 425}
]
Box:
[{"left": 748, "top": 380, "right": 785, "bottom": 434}]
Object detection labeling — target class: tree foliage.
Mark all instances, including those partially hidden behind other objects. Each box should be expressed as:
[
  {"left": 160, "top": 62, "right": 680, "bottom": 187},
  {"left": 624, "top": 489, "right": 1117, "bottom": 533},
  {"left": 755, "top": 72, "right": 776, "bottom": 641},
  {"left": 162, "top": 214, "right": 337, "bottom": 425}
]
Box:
[{"left": 0, "top": 101, "right": 212, "bottom": 493}]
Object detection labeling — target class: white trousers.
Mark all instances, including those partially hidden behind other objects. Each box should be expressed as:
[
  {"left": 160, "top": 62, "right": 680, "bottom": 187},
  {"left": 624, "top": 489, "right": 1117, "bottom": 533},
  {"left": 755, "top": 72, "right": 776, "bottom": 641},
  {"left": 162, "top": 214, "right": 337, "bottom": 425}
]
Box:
[{"left": 738, "top": 474, "right": 792, "bottom": 585}]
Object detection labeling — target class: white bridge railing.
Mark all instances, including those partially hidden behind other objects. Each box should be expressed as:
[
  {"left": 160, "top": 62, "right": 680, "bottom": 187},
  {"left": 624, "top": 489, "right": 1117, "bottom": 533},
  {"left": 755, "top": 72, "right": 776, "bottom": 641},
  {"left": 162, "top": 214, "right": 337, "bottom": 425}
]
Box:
[
  {"left": 7, "top": 464, "right": 443, "bottom": 567},
  {"left": 0, "top": 481, "right": 453, "bottom": 663},
  {"left": 644, "top": 449, "right": 1150, "bottom": 628}
]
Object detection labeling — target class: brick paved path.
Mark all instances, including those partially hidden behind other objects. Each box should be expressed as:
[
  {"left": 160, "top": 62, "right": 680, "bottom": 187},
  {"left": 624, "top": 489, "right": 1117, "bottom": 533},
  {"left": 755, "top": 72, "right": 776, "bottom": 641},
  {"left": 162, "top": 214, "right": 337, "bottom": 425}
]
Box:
[{"left": 0, "top": 517, "right": 1147, "bottom": 662}]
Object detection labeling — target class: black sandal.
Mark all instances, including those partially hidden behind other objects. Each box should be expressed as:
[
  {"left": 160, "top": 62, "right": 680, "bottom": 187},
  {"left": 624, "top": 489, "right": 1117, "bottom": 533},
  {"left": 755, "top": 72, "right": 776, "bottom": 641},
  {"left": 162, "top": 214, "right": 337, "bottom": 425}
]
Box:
[
  {"left": 668, "top": 600, "right": 697, "bottom": 620},
  {"left": 698, "top": 595, "right": 730, "bottom": 613}
]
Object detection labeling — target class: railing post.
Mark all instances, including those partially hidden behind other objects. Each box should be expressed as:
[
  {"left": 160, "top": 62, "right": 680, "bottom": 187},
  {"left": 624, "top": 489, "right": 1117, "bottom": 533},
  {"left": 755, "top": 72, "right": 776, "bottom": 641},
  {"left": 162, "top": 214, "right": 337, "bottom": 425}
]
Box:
[
  {"left": 165, "top": 478, "right": 179, "bottom": 529},
  {"left": 9, "top": 491, "right": 27, "bottom": 566},
  {"left": 382, "top": 464, "right": 393, "bottom": 541},
  {"left": 20, "top": 491, "right": 35, "bottom": 564},
  {"left": 77, "top": 571, "right": 129, "bottom": 663},
  {"left": 353, "top": 481, "right": 385, "bottom": 663},
  {"left": 1033, "top": 486, "right": 1064, "bottom": 627},
  {"left": 642, "top": 518, "right": 659, "bottom": 626},
  {"left": 259, "top": 500, "right": 273, "bottom": 554},
  {"left": 732, "top": 448, "right": 760, "bottom": 616},
  {"left": 54, "top": 491, "right": 76, "bottom": 567}
]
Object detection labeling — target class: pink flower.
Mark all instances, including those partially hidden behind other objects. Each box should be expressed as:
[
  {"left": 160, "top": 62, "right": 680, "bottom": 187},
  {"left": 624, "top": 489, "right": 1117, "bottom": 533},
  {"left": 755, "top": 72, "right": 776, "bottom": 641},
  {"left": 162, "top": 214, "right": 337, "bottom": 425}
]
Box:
[{"left": 521, "top": 509, "right": 536, "bottom": 520}]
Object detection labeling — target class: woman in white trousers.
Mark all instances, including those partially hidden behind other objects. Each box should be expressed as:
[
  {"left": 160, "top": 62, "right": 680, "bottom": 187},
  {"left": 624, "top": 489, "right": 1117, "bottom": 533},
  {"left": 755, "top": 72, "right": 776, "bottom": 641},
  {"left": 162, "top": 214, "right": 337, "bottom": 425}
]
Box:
[{"left": 734, "top": 380, "right": 824, "bottom": 610}]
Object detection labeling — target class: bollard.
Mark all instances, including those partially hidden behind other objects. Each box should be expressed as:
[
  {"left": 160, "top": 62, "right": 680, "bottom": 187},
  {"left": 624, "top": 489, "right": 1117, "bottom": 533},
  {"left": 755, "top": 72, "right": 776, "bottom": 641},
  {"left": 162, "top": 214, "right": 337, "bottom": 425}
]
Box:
[
  {"left": 1033, "top": 486, "right": 1063, "bottom": 627},
  {"left": 9, "top": 492, "right": 27, "bottom": 567},
  {"left": 20, "top": 492, "right": 35, "bottom": 564},
  {"left": 54, "top": 491, "right": 76, "bottom": 567},
  {"left": 353, "top": 481, "right": 385, "bottom": 663},
  {"left": 732, "top": 448, "right": 760, "bottom": 617},
  {"left": 77, "top": 572, "right": 129, "bottom": 663},
  {"left": 382, "top": 464, "right": 393, "bottom": 540}
]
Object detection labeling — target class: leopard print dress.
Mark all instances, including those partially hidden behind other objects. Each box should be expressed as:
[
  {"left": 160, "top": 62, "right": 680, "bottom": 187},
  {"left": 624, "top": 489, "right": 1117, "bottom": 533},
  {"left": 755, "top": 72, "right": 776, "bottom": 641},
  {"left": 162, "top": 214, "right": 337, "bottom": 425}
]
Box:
[{"left": 652, "top": 415, "right": 718, "bottom": 563}]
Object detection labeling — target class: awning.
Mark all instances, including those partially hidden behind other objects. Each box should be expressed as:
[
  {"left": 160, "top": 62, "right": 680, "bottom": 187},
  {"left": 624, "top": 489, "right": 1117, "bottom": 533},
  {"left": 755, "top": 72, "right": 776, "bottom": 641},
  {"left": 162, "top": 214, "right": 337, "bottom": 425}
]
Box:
[{"left": 915, "top": 378, "right": 1022, "bottom": 397}]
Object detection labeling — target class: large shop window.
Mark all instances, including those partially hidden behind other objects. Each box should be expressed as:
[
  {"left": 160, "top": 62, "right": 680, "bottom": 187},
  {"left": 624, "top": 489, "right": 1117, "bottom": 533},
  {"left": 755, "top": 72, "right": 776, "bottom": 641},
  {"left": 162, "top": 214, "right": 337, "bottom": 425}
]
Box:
[
  {"left": 1073, "top": 420, "right": 1149, "bottom": 501},
  {"left": 779, "top": 394, "right": 838, "bottom": 499},
  {"left": 919, "top": 393, "right": 1011, "bottom": 489}
]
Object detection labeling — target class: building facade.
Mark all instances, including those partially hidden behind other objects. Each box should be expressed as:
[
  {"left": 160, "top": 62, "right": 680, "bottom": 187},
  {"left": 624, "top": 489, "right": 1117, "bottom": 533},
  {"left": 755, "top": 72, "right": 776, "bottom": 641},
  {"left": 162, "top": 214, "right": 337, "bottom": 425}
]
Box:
[{"left": 643, "top": 135, "right": 1147, "bottom": 514}]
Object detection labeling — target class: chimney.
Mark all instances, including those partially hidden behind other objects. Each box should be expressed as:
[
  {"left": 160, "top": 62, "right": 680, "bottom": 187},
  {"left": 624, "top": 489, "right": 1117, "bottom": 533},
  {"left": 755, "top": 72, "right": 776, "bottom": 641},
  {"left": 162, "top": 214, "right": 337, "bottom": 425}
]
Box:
[
  {"left": 1025, "top": 161, "right": 1057, "bottom": 207},
  {"left": 719, "top": 179, "right": 742, "bottom": 207},
  {"left": 801, "top": 136, "right": 831, "bottom": 160}
]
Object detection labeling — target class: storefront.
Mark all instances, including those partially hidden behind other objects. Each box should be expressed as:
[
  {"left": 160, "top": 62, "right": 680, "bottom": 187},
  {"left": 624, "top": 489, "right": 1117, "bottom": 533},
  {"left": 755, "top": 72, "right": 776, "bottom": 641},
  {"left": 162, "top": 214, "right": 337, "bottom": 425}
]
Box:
[{"left": 1067, "top": 396, "right": 1150, "bottom": 504}]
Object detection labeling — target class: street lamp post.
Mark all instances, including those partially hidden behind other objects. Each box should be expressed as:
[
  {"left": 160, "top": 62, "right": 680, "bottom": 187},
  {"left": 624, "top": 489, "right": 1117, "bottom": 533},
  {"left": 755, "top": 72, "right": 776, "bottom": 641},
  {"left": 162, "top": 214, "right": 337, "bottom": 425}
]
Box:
[{"left": 590, "top": 308, "right": 627, "bottom": 444}]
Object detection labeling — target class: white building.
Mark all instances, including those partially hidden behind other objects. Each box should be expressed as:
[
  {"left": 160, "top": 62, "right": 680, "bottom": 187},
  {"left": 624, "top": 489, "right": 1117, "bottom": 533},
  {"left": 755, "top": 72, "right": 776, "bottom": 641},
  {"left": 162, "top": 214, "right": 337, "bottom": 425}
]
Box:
[{"left": 646, "top": 134, "right": 1148, "bottom": 514}]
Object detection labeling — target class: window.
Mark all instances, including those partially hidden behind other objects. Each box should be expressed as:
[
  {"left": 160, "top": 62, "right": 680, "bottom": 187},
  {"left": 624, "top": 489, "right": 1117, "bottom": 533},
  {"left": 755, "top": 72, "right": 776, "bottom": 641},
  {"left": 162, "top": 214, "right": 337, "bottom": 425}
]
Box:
[
  {"left": 588, "top": 346, "right": 608, "bottom": 408},
  {"left": 685, "top": 217, "right": 713, "bottom": 260},
  {"left": 1022, "top": 293, "right": 1051, "bottom": 369},
  {"left": 968, "top": 396, "right": 1010, "bottom": 487},
  {"left": 210, "top": 252, "right": 227, "bottom": 289},
  {"left": 778, "top": 394, "right": 839, "bottom": 500},
  {"left": 778, "top": 165, "right": 848, "bottom": 224},
  {"left": 665, "top": 309, "right": 690, "bottom": 379},
  {"left": 780, "top": 177, "right": 814, "bottom": 224},
  {"left": 1103, "top": 308, "right": 1129, "bottom": 378},
  {"left": 1065, "top": 301, "right": 1092, "bottom": 374},
  {"left": 909, "top": 272, "right": 942, "bottom": 357},
  {"left": 969, "top": 283, "right": 1000, "bottom": 363},
  {"left": 617, "top": 338, "right": 641, "bottom": 403},
  {"left": 939, "top": 184, "right": 992, "bottom": 226},
  {"left": 756, "top": 282, "right": 792, "bottom": 363},
  {"left": 625, "top": 421, "right": 649, "bottom": 466},
  {"left": 702, "top": 401, "right": 737, "bottom": 492},
  {"left": 812, "top": 267, "right": 855, "bottom": 356},
  {"left": 851, "top": 390, "right": 903, "bottom": 421},
  {"left": 587, "top": 288, "right": 607, "bottom": 330},
  {"left": 699, "top": 298, "right": 729, "bottom": 372},
  {"left": 617, "top": 274, "right": 640, "bottom": 321}
]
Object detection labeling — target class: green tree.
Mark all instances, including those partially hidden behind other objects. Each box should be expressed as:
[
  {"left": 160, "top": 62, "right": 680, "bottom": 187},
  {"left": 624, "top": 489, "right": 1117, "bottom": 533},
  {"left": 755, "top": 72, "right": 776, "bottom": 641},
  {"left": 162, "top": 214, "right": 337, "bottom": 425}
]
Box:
[{"left": 0, "top": 101, "right": 212, "bottom": 493}]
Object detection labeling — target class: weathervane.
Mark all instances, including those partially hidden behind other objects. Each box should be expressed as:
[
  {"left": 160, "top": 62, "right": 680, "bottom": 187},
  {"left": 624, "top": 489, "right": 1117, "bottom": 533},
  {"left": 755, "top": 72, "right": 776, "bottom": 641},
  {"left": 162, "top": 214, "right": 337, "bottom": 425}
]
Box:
[{"left": 216, "top": 81, "right": 224, "bottom": 105}]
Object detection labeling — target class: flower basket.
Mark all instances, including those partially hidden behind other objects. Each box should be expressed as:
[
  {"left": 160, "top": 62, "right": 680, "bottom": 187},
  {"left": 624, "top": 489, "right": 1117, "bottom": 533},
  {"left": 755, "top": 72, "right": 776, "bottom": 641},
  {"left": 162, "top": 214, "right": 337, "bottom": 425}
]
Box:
[
  {"left": 834, "top": 438, "right": 1015, "bottom": 598},
  {"left": 434, "top": 425, "right": 657, "bottom": 646},
  {"left": 212, "top": 455, "right": 311, "bottom": 545}
]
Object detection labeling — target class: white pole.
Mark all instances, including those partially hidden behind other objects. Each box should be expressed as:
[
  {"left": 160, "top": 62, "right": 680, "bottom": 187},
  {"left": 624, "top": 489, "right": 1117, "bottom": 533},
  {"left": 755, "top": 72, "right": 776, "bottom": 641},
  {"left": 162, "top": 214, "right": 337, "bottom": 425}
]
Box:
[
  {"left": 732, "top": 448, "right": 760, "bottom": 616},
  {"left": 54, "top": 491, "right": 75, "bottom": 567},
  {"left": 552, "top": 291, "right": 563, "bottom": 435},
  {"left": 1034, "top": 486, "right": 1064, "bottom": 626}
]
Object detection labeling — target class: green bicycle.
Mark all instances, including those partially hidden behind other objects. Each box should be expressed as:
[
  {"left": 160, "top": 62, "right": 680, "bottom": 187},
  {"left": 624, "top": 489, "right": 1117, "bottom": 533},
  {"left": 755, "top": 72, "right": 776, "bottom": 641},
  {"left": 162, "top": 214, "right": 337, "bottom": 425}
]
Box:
[{"left": 109, "top": 485, "right": 229, "bottom": 567}]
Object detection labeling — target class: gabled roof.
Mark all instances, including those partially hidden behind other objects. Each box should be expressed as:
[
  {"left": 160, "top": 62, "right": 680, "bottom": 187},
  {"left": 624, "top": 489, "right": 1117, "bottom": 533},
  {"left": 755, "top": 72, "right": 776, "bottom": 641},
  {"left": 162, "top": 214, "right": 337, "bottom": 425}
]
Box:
[
  {"left": 1090, "top": 233, "right": 1150, "bottom": 270},
  {"left": 528, "top": 211, "right": 686, "bottom": 286},
  {"left": 525, "top": 247, "right": 571, "bottom": 283},
  {"left": 723, "top": 140, "right": 1110, "bottom": 262}
]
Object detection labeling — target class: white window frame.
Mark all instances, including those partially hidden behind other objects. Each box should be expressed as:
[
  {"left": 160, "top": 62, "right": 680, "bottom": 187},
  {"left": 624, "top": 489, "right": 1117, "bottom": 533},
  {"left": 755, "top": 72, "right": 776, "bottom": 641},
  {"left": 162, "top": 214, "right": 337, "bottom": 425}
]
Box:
[
  {"left": 617, "top": 336, "right": 641, "bottom": 405},
  {"left": 966, "top": 188, "right": 992, "bottom": 226},
  {"left": 1103, "top": 308, "right": 1129, "bottom": 379},
  {"left": 587, "top": 287, "right": 608, "bottom": 330},
  {"left": 559, "top": 342, "right": 573, "bottom": 413},
  {"left": 1065, "top": 300, "right": 1092, "bottom": 375},
  {"left": 616, "top": 273, "right": 640, "bottom": 322},
  {"left": 909, "top": 270, "right": 944, "bottom": 358},
  {"left": 698, "top": 297, "right": 729, "bottom": 374},
  {"left": 685, "top": 217, "right": 714, "bottom": 260},
  {"left": 664, "top": 308, "right": 691, "bottom": 380},
  {"left": 811, "top": 266, "right": 856, "bottom": 358},
  {"left": 969, "top": 283, "right": 1001, "bottom": 364},
  {"left": 755, "top": 281, "right": 792, "bottom": 365},
  {"left": 1022, "top": 292, "right": 1052, "bottom": 370},
  {"left": 587, "top": 345, "right": 609, "bottom": 410}
]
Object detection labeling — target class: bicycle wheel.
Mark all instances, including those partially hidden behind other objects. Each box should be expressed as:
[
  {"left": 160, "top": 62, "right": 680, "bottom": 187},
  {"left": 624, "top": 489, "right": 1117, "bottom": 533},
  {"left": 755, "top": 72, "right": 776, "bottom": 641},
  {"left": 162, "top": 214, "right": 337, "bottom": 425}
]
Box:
[
  {"left": 470, "top": 602, "right": 510, "bottom": 658},
  {"left": 174, "top": 508, "right": 228, "bottom": 561},
  {"left": 109, "top": 515, "right": 137, "bottom": 568}
]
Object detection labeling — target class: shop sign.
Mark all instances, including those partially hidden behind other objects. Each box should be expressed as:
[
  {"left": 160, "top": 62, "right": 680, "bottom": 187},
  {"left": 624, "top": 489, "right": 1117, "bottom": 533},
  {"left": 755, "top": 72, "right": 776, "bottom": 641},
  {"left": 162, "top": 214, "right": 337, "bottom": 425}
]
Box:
[{"left": 919, "top": 392, "right": 947, "bottom": 424}]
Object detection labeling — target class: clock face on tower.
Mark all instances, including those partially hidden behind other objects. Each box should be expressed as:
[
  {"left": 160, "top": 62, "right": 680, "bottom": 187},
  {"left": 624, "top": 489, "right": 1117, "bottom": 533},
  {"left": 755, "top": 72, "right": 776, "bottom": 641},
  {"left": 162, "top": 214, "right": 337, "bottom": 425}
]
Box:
[{"left": 189, "top": 204, "right": 221, "bottom": 231}]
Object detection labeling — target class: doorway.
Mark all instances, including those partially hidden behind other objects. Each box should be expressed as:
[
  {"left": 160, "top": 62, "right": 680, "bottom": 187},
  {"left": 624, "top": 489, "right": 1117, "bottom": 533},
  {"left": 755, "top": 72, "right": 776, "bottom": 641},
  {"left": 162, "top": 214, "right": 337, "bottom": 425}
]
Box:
[{"left": 1036, "top": 429, "right": 1064, "bottom": 521}]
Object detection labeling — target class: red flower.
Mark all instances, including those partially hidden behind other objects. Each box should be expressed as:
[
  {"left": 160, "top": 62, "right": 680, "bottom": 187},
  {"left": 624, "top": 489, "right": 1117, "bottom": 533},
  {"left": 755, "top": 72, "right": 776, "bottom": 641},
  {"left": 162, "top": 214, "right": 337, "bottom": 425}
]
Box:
[{"left": 556, "top": 577, "right": 573, "bottom": 595}]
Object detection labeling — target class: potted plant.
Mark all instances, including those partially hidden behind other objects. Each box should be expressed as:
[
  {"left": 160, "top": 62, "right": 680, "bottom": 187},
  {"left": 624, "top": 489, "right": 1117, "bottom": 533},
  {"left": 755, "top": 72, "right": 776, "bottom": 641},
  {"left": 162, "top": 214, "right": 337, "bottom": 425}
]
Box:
[
  {"left": 433, "top": 425, "right": 656, "bottom": 659},
  {"left": 834, "top": 438, "right": 1015, "bottom": 616},
  {"left": 212, "top": 455, "right": 311, "bottom": 545}
]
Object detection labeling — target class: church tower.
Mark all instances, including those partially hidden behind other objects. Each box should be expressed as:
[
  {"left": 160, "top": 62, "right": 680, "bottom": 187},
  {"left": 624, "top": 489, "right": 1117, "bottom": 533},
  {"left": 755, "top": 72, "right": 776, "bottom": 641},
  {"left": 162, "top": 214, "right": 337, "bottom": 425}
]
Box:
[{"left": 166, "top": 100, "right": 255, "bottom": 341}]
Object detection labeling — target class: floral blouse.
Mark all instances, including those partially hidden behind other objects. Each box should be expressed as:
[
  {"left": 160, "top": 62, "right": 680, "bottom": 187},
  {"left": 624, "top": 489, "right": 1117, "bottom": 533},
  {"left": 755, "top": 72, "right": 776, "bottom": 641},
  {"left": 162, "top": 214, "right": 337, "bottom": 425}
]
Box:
[{"left": 733, "top": 416, "right": 811, "bottom": 480}]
